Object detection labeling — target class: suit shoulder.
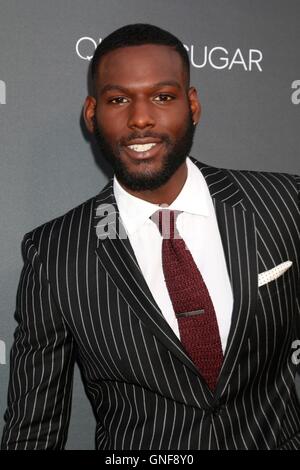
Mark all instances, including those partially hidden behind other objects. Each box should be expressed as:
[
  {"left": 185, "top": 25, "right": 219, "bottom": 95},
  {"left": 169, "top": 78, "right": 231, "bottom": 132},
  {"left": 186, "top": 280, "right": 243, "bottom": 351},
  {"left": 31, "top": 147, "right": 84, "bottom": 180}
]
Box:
[
  {"left": 226, "top": 167, "right": 300, "bottom": 198},
  {"left": 192, "top": 157, "right": 299, "bottom": 198},
  {"left": 23, "top": 194, "right": 98, "bottom": 249}
]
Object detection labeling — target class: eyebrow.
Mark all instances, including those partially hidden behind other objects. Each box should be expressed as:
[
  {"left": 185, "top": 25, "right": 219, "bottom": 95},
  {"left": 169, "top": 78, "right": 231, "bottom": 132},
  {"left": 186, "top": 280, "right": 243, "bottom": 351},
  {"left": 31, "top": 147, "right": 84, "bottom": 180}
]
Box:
[{"left": 99, "top": 80, "right": 182, "bottom": 95}]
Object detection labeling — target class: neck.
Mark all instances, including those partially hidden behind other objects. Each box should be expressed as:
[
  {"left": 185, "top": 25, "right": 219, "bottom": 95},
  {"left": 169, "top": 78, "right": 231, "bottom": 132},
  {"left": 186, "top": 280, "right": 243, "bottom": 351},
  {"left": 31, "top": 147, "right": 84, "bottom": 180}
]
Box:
[{"left": 119, "top": 161, "right": 188, "bottom": 206}]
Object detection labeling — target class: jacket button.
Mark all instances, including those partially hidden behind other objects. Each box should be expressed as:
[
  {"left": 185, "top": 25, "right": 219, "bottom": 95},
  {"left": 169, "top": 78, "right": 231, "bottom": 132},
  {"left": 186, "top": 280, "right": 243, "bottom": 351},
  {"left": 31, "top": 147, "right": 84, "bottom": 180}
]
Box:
[
  {"left": 211, "top": 403, "right": 225, "bottom": 417},
  {"left": 211, "top": 407, "right": 220, "bottom": 416}
]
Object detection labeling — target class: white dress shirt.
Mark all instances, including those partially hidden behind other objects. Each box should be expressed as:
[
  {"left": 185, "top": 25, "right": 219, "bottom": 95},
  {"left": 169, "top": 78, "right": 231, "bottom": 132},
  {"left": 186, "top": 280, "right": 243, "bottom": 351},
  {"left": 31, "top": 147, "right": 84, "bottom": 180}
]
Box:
[{"left": 113, "top": 157, "right": 233, "bottom": 352}]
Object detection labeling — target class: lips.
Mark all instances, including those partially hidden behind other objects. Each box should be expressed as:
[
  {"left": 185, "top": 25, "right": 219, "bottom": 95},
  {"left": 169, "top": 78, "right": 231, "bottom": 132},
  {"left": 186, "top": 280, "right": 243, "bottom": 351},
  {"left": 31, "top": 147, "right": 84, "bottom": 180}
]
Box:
[{"left": 123, "top": 139, "right": 164, "bottom": 160}]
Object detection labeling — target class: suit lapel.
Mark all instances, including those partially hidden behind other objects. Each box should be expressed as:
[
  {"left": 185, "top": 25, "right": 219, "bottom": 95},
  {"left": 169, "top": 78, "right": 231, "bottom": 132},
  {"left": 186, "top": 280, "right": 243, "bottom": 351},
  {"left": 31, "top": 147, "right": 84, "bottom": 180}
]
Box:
[
  {"left": 94, "top": 181, "right": 201, "bottom": 379},
  {"left": 93, "top": 160, "right": 259, "bottom": 399},
  {"left": 196, "top": 160, "right": 258, "bottom": 397}
]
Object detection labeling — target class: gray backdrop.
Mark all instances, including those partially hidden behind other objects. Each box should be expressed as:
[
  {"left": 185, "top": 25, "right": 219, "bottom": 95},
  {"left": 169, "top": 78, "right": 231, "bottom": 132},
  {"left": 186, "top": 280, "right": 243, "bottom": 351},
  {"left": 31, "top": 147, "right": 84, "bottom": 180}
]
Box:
[{"left": 0, "top": 0, "right": 299, "bottom": 449}]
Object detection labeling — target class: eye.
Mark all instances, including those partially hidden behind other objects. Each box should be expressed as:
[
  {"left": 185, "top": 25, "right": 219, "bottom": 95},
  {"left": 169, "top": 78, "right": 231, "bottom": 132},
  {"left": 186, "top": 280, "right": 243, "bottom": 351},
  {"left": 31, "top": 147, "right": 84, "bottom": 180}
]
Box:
[
  {"left": 153, "top": 94, "right": 175, "bottom": 103},
  {"left": 108, "top": 96, "right": 129, "bottom": 105}
]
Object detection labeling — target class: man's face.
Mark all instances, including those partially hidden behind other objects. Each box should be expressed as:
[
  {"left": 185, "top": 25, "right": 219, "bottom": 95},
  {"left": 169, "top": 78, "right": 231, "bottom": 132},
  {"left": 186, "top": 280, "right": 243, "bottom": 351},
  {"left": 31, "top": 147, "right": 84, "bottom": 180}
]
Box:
[{"left": 85, "top": 44, "right": 200, "bottom": 191}]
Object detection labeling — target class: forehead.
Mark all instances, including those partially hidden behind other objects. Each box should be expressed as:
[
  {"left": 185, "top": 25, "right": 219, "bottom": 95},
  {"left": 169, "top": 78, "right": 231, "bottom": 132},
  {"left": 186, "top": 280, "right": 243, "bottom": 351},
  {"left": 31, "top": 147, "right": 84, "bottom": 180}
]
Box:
[{"left": 96, "top": 44, "right": 186, "bottom": 91}]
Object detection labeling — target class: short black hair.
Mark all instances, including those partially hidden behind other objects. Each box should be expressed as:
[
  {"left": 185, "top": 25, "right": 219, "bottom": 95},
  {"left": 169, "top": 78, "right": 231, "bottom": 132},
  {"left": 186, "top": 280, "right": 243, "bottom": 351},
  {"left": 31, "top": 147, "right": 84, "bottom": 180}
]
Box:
[{"left": 91, "top": 23, "right": 190, "bottom": 86}]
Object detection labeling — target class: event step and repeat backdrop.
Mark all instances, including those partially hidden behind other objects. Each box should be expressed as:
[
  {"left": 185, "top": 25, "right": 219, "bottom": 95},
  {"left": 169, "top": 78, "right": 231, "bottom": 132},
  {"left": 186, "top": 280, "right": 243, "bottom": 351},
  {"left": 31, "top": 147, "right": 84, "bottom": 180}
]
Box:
[{"left": 0, "top": 0, "right": 299, "bottom": 449}]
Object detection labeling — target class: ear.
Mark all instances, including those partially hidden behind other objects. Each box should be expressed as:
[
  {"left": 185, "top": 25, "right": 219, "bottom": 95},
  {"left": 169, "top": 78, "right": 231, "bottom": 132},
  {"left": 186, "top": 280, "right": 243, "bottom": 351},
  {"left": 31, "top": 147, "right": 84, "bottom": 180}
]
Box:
[
  {"left": 83, "top": 95, "right": 97, "bottom": 133},
  {"left": 188, "top": 87, "right": 201, "bottom": 125}
]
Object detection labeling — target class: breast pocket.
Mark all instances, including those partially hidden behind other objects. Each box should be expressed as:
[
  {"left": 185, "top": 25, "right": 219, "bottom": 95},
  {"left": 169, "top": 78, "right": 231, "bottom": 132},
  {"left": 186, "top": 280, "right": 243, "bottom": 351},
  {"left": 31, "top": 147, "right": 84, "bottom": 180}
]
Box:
[
  {"left": 258, "top": 268, "right": 293, "bottom": 300},
  {"left": 256, "top": 268, "right": 296, "bottom": 348}
]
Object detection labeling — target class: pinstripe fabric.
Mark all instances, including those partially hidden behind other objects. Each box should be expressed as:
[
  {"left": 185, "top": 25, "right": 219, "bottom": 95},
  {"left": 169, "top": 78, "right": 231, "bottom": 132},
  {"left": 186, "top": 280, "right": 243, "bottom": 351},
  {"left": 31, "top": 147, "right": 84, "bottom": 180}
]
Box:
[{"left": 1, "top": 158, "right": 300, "bottom": 450}]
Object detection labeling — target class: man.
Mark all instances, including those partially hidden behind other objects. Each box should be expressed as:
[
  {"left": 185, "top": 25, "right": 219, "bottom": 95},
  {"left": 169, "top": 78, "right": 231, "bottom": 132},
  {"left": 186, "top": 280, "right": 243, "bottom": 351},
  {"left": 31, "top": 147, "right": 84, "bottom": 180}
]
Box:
[{"left": 1, "top": 24, "right": 300, "bottom": 450}]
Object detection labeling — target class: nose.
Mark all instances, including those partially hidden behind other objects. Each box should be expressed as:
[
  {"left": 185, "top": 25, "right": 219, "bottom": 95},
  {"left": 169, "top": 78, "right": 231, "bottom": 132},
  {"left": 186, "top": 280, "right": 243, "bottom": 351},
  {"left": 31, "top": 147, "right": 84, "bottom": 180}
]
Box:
[{"left": 127, "top": 98, "right": 155, "bottom": 130}]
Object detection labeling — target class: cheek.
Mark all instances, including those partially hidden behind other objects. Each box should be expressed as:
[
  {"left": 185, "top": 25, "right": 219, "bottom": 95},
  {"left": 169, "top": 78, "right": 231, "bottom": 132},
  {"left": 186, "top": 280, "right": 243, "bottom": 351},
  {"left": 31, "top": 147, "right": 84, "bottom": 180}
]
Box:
[
  {"left": 96, "top": 111, "right": 124, "bottom": 140},
  {"left": 160, "top": 111, "right": 190, "bottom": 137},
  {"left": 158, "top": 100, "right": 190, "bottom": 127}
]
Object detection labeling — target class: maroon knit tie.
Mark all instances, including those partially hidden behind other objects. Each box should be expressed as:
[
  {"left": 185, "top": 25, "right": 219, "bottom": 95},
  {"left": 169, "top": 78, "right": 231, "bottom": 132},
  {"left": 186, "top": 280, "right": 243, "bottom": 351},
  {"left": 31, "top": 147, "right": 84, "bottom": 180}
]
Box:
[{"left": 151, "top": 209, "right": 223, "bottom": 391}]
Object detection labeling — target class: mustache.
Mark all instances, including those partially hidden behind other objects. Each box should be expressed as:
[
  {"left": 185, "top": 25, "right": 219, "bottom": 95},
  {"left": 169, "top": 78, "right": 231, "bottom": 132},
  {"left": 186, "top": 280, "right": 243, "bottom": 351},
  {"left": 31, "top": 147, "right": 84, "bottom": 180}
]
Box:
[{"left": 93, "top": 121, "right": 172, "bottom": 148}]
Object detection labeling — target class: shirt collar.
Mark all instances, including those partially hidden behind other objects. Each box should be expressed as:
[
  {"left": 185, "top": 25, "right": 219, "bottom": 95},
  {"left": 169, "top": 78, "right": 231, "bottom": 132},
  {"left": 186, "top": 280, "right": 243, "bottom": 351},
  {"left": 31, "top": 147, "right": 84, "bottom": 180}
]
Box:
[{"left": 113, "top": 157, "right": 210, "bottom": 236}]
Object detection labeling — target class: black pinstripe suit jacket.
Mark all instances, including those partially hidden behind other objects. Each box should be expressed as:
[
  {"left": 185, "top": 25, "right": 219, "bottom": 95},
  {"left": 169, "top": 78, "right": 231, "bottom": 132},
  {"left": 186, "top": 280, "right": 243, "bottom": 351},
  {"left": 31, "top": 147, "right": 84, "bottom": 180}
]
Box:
[{"left": 2, "top": 158, "right": 300, "bottom": 450}]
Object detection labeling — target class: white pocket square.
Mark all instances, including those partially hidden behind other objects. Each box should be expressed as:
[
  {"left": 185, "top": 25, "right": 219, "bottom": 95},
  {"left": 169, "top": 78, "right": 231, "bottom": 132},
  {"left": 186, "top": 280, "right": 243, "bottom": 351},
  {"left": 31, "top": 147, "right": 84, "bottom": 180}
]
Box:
[{"left": 258, "top": 261, "right": 293, "bottom": 287}]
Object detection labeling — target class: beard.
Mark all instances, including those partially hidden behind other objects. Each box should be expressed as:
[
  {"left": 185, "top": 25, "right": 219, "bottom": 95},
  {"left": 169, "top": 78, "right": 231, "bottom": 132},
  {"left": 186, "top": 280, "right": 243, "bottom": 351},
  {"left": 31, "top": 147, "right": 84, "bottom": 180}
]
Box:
[{"left": 93, "top": 112, "right": 196, "bottom": 192}]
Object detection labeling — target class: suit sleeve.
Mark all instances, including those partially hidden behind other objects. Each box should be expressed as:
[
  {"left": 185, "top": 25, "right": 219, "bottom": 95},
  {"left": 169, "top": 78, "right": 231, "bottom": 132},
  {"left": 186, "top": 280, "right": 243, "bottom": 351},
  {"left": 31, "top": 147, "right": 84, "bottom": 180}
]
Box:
[{"left": 1, "top": 234, "right": 75, "bottom": 450}]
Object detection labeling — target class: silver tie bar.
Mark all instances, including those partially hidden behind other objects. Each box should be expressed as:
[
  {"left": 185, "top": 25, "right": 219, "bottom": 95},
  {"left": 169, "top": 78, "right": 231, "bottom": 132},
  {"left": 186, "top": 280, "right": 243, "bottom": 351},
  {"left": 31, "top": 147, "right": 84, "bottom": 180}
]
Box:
[{"left": 176, "top": 309, "right": 205, "bottom": 318}]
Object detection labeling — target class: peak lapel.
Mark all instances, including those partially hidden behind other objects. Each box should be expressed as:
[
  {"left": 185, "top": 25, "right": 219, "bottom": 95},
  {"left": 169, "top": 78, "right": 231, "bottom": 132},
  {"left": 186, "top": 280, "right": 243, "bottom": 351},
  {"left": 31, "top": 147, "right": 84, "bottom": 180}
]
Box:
[
  {"left": 93, "top": 181, "right": 201, "bottom": 379},
  {"left": 93, "top": 161, "right": 259, "bottom": 400},
  {"left": 195, "top": 160, "right": 258, "bottom": 397}
]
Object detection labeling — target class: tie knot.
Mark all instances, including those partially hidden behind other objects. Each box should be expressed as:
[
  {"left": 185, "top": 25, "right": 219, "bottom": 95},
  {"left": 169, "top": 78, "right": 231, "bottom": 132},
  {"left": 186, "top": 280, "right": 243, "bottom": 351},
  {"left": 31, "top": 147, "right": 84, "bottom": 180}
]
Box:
[{"left": 151, "top": 210, "right": 181, "bottom": 239}]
